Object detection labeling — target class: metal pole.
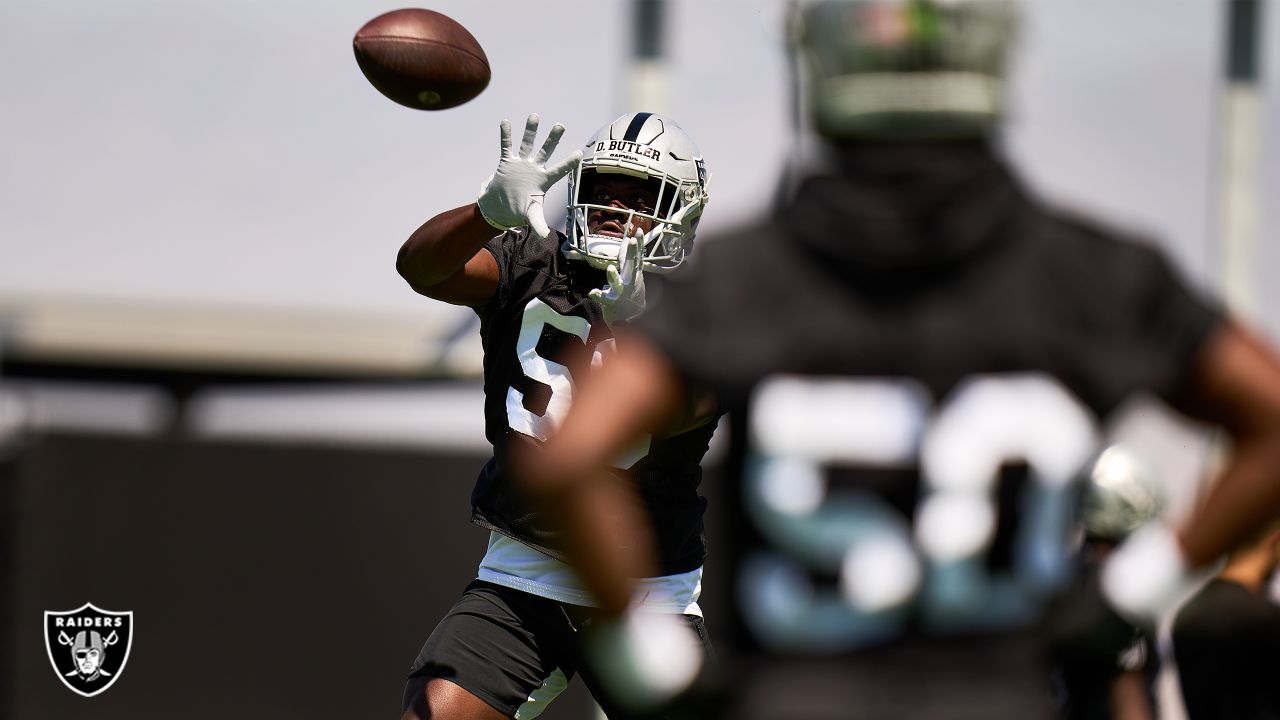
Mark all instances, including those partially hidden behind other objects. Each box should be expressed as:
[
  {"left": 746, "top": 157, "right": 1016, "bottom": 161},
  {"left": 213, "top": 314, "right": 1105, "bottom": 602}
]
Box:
[
  {"left": 1217, "top": 0, "right": 1263, "bottom": 318},
  {"left": 626, "top": 0, "right": 668, "bottom": 113},
  {"left": 1195, "top": 0, "right": 1266, "bottom": 560}
]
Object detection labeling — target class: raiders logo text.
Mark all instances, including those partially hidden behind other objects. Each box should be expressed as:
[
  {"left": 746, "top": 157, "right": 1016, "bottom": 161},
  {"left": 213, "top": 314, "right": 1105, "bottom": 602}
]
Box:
[{"left": 54, "top": 617, "right": 123, "bottom": 628}]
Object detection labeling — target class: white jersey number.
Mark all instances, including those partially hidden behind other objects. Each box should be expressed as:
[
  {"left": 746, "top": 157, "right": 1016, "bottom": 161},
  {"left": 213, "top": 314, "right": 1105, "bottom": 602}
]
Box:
[
  {"left": 505, "top": 297, "right": 649, "bottom": 466},
  {"left": 740, "top": 373, "right": 1098, "bottom": 651}
]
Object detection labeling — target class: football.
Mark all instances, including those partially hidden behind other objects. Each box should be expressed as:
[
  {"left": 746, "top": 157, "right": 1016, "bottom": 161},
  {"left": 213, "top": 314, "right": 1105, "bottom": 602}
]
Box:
[{"left": 353, "top": 9, "right": 490, "bottom": 111}]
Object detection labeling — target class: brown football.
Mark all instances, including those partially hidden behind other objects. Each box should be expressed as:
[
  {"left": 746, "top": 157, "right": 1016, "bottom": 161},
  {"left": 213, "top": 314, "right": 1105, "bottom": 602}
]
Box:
[{"left": 353, "top": 8, "right": 490, "bottom": 111}]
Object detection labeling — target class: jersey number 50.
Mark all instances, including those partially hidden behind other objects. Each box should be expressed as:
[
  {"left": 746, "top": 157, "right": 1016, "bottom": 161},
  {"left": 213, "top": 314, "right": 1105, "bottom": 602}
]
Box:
[{"left": 740, "top": 373, "right": 1099, "bottom": 651}]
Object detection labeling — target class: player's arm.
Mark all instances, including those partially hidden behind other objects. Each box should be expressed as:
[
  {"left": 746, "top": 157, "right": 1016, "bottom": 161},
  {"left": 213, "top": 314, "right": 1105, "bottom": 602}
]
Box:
[
  {"left": 395, "top": 113, "right": 581, "bottom": 307},
  {"left": 397, "top": 204, "right": 501, "bottom": 307},
  {"left": 1171, "top": 322, "right": 1280, "bottom": 565},
  {"left": 653, "top": 386, "right": 718, "bottom": 439},
  {"left": 1104, "top": 321, "right": 1280, "bottom": 618},
  {"left": 517, "top": 333, "right": 686, "bottom": 615},
  {"left": 517, "top": 337, "right": 708, "bottom": 711},
  {"left": 1109, "top": 670, "right": 1155, "bottom": 720}
]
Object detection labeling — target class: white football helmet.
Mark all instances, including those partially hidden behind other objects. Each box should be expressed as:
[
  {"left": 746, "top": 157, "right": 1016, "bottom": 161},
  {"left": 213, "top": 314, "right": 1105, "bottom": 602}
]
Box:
[{"left": 563, "top": 112, "right": 709, "bottom": 273}]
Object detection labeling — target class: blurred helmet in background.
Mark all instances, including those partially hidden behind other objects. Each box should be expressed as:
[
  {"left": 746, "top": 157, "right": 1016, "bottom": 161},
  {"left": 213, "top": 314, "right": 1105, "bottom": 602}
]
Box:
[
  {"left": 790, "top": 0, "right": 1020, "bottom": 140},
  {"left": 1080, "top": 444, "right": 1164, "bottom": 544}
]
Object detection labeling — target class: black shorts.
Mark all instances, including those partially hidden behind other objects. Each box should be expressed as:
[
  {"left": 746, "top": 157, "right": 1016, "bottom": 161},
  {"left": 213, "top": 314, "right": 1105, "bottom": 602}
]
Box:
[{"left": 404, "top": 579, "right": 713, "bottom": 719}]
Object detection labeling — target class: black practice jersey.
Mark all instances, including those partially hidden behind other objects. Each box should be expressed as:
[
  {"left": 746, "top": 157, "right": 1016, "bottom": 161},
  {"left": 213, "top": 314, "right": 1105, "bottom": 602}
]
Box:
[
  {"left": 1174, "top": 579, "right": 1280, "bottom": 720},
  {"left": 635, "top": 147, "right": 1222, "bottom": 718},
  {"left": 471, "top": 227, "right": 717, "bottom": 576}
]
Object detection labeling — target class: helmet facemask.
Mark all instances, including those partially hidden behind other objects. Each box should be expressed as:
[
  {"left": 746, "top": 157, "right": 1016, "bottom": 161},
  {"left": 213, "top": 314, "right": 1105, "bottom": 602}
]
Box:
[{"left": 563, "top": 113, "right": 709, "bottom": 274}]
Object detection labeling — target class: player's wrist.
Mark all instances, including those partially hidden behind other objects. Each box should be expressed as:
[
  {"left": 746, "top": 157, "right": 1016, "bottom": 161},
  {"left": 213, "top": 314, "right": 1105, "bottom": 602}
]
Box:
[
  {"left": 476, "top": 204, "right": 513, "bottom": 231},
  {"left": 476, "top": 176, "right": 520, "bottom": 230}
]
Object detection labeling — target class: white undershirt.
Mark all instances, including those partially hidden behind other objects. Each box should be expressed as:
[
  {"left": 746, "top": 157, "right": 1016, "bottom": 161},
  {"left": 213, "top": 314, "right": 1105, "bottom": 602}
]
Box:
[{"left": 477, "top": 532, "right": 703, "bottom": 617}]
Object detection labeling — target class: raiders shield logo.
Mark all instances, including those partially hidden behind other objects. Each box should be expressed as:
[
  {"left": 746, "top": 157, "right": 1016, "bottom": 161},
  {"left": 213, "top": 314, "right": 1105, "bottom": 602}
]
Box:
[{"left": 44, "top": 602, "right": 133, "bottom": 697}]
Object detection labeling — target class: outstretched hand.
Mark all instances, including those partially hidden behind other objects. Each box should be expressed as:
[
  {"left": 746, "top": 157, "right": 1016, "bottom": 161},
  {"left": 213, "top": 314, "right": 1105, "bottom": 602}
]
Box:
[
  {"left": 477, "top": 113, "right": 582, "bottom": 238},
  {"left": 588, "top": 230, "right": 647, "bottom": 325}
]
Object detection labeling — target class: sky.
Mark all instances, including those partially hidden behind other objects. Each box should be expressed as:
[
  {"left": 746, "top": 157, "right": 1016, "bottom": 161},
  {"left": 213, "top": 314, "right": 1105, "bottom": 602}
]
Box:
[{"left": 0, "top": 0, "right": 1275, "bottom": 337}]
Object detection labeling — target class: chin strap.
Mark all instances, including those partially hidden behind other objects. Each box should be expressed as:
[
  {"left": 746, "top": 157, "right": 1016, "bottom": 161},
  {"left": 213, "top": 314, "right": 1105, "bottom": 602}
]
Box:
[{"left": 560, "top": 238, "right": 586, "bottom": 262}]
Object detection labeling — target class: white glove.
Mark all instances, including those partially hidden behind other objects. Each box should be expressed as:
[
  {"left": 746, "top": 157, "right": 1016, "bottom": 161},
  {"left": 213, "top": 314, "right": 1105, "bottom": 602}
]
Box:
[
  {"left": 1100, "top": 523, "right": 1199, "bottom": 622},
  {"left": 477, "top": 113, "right": 582, "bottom": 238},
  {"left": 584, "top": 609, "right": 704, "bottom": 713},
  {"left": 588, "top": 230, "right": 646, "bottom": 325}
]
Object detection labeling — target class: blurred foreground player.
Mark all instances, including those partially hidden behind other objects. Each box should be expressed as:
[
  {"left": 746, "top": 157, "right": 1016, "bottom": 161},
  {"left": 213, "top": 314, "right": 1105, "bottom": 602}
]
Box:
[
  {"left": 1046, "top": 446, "right": 1163, "bottom": 720},
  {"left": 519, "top": 1, "right": 1280, "bottom": 718},
  {"left": 395, "top": 112, "right": 717, "bottom": 719},
  {"left": 1173, "top": 516, "right": 1280, "bottom": 720}
]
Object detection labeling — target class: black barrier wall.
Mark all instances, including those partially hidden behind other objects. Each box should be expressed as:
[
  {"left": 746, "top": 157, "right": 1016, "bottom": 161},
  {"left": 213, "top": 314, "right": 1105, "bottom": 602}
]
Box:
[{"left": 3, "top": 433, "right": 616, "bottom": 719}]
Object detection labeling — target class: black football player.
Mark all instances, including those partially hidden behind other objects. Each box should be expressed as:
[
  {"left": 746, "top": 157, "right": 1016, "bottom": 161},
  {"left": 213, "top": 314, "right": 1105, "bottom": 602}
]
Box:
[
  {"left": 395, "top": 111, "right": 720, "bottom": 720},
  {"left": 520, "top": 2, "right": 1280, "bottom": 719}
]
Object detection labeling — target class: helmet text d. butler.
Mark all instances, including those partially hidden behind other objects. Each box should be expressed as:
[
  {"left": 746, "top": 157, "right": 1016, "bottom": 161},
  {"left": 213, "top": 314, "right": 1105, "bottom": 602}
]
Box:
[{"left": 564, "top": 112, "right": 710, "bottom": 274}]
